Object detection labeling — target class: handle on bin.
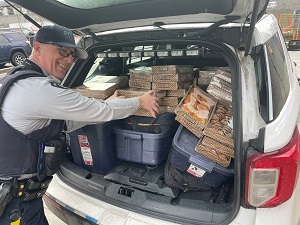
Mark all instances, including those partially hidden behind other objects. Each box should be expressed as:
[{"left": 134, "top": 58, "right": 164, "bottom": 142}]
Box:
[
  {"left": 189, "top": 155, "right": 213, "bottom": 172},
  {"left": 123, "top": 132, "right": 142, "bottom": 140}
]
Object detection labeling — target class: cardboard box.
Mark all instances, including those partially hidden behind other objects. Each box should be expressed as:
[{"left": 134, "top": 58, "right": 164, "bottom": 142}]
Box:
[
  {"left": 160, "top": 97, "right": 181, "bottom": 107},
  {"left": 74, "top": 83, "right": 118, "bottom": 99},
  {"left": 129, "top": 68, "right": 153, "bottom": 82},
  {"left": 129, "top": 79, "right": 152, "bottom": 89},
  {"left": 203, "top": 100, "right": 234, "bottom": 148},
  {"left": 198, "top": 71, "right": 217, "bottom": 85},
  {"left": 152, "top": 65, "right": 194, "bottom": 75},
  {"left": 195, "top": 135, "right": 234, "bottom": 168},
  {"left": 152, "top": 73, "right": 194, "bottom": 82},
  {"left": 166, "top": 89, "right": 187, "bottom": 97},
  {"left": 116, "top": 88, "right": 166, "bottom": 98},
  {"left": 134, "top": 106, "right": 176, "bottom": 117},
  {"left": 152, "top": 81, "right": 192, "bottom": 91},
  {"left": 73, "top": 75, "right": 129, "bottom": 99},
  {"left": 175, "top": 85, "right": 217, "bottom": 138}
]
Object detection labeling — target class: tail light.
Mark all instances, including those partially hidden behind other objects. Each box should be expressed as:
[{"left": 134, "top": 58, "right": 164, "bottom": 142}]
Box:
[{"left": 245, "top": 128, "right": 300, "bottom": 207}]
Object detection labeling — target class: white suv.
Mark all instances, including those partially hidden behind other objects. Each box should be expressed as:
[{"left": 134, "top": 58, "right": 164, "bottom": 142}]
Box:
[{"left": 8, "top": 0, "right": 300, "bottom": 225}]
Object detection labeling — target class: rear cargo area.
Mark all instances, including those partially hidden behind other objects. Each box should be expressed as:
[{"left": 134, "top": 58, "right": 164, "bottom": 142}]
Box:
[{"left": 59, "top": 38, "right": 240, "bottom": 224}]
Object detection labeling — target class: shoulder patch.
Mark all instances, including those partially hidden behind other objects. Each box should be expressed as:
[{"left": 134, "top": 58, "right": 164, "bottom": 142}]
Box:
[{"left": 50, "top": 82, "right": 68, "bottom": 89}]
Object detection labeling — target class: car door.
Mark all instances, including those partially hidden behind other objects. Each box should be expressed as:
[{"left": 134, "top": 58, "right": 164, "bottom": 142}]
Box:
[{"left": 0, "top": 34, "right": 11, "bottom": 63}]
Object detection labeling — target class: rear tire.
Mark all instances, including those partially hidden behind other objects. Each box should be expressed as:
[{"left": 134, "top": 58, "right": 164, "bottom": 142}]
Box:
[{"left": 11, "top": 52, "right": 26, "bottom": 66}]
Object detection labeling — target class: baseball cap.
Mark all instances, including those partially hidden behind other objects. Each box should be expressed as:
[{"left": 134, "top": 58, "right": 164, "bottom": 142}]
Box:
[{"left": 33, "top": 24, "right": 88, "bottom": 59}]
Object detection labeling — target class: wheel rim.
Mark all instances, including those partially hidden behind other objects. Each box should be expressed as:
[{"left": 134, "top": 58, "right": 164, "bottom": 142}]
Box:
[{"left": 15, "top": 54, "right": 25, "bottom": 65}]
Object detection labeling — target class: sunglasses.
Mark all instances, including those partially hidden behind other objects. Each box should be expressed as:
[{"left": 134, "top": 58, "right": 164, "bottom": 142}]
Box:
[{"left": 42, "top": 42, "right": 79, "bottom": 61}]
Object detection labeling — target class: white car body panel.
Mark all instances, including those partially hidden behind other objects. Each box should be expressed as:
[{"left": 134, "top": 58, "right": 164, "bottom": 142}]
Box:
[
  {"left": 47, "top": 173, "right": 300, "bottom": 225},
  {"left": 47, "top": 176, "right": 178, "bottom": 225},
  {"left": 263, "top": 26, "right": 300, "bottom": 152},
  {"left": 239, "top": 51, "right": 266, "bottom": 141},
  {"left": 43, "top": 13, "right": 300, "bottom": 225},
  {"left": 254, "top": 175, "right": 300, "bottom": 225},
  {"left": 8, "top": 0, "right": 269, "bottom": 33},
  {"left": 249, "top": 14, "right": 300, "bottom": 152}
]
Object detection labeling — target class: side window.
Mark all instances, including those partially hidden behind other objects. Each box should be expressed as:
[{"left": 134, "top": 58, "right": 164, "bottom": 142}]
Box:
[
  {"left": 265, "top": 32, "right": 290, "bottom": 120},
  {"left": 7, "top": 33, "right": 25, "bottom": 41},
  {"left": 254, "top": 45, "right": 269, "bottom": 122},
  {"left": 85, "top": 45, "right": 155, "bottom": 82},
  {"left": 0, "top": 34, "right": 8, "bottom": 44}
]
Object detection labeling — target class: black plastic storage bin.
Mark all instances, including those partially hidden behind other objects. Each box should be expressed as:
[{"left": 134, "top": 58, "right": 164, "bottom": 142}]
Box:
[
  {"left": 170, "top": 125, "right": 234, "bottom": 187},
  {"left": 114, "top": 126, "right": 177, "bottom": 166},
  {"left": 68, "top": 121, "right": 120, "bottom": 174}
]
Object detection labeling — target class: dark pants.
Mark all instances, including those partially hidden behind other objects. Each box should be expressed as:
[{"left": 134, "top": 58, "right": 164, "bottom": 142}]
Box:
[{"left": 0, "top": 196, "right": 49, "bottom": 225}]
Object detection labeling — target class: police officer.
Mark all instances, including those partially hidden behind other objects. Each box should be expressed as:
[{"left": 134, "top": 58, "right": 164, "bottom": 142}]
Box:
[{"left": 0, "top": 24, "right": 159, "bottom": 225}]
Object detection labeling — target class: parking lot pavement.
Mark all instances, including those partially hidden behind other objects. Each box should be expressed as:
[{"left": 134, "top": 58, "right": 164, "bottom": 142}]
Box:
[{"left": 0, "top": 67, "right": 12, "bottom": 78}]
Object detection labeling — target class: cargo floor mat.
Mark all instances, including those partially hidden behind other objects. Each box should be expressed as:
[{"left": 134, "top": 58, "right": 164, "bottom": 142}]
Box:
[{"left": 104, "top": 161, "right": 180, "bottom": 198}]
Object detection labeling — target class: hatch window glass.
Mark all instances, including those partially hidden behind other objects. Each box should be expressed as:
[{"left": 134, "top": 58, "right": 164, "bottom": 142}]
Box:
[
  {"left": 57, "top": 0, "right": 147, "bottom": 9},
  {"left": 265, "top": 32, "right": 290, "bottom": 120}
]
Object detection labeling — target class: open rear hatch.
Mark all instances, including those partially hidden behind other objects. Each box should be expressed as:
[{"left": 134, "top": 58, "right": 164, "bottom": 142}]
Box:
[
  {"left": 7, "top": 0, "right": 269, "bottom": 54},
  {"left": 6, "top": 0, "right": 270, "bottom": 224},
  {"left": 56, "top": 35, "right": 241, "bottom": 224}
]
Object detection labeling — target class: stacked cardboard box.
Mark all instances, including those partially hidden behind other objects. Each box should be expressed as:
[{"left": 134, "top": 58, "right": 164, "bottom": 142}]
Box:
[
  {"left": 126, "top": 65, "right": 195, "bottom": 116},
  {"left": 175, "top": 84, "right": 234, "bottom": 168},
  {"left": 73, "top": 75, "right": 129, "bottom": 100},
  {"left": 175, "top": 84, "right": 217, "bottom": 138},
  {"left": 206, "top": 69, "right": 232, "bottom": 102},
  {"left": 197, "top": 100, "right": 234, "bottom": 168}
]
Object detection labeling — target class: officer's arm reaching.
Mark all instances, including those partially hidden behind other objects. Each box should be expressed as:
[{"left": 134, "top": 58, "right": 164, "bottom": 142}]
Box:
[{"left": 106, "top": 90, "right": 159, "bottom": 118}]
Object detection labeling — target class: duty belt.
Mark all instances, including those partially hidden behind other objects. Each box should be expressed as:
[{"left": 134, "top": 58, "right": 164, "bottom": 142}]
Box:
[{"left": 0, "top": 176, "right": 53, "bottom": 202}]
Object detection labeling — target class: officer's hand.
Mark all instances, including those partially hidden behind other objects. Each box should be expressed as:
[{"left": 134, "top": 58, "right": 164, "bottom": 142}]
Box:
[
  {"left": 106, "top": 90, "right": 125, "bottom": 100},
  {"left": 138, "top": 90, "right": 160, "bottom": 118}
]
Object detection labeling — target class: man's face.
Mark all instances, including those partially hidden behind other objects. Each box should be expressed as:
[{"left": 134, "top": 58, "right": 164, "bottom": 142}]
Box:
[{"left": 34, "top": 42, "right": 76, "bottom": 80}]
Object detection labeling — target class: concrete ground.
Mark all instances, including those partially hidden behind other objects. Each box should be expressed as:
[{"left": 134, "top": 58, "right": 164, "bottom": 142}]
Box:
[{"left": 0, "top": 66, "right": 12, "bottom": 78}]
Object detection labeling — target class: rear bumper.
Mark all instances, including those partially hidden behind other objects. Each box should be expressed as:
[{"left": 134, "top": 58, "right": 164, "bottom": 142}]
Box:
[
  {"left": 43, "top": 194, "right": 96, "bottom": 225},
  {"left": 46, "top": 175, "right": 300, "bottom": 225}
]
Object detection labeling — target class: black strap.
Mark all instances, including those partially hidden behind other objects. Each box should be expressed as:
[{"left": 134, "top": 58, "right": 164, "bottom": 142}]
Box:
[
  {"left": 6, "top": 59, "right": 44, "bottom": 75},
  {"left": 128, "top": 117, "right": 140, "bottom": 132},
  {"left": 0, "top": 59, "right": 46, "bottom": 106},
  {"left": 128, "top": 116, "right": 161, "bottom": 133},
  {"left": 0, "top": 71, "right": 46, "bottom": 108}
]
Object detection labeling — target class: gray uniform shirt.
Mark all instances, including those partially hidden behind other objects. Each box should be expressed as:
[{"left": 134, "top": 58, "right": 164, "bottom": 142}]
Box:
[{"left": 1, "top": 73, "right": 139, "bottom": 134}]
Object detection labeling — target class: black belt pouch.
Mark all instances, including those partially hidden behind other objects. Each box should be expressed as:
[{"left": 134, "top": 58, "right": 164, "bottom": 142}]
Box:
[{"left": 38, "top": 140, "right": 67, "bottom": 179}]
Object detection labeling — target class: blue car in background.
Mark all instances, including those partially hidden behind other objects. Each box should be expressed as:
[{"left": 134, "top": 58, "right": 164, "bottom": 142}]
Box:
[{"left": 0, "top": 31, "right": 32, "bottom": 68}]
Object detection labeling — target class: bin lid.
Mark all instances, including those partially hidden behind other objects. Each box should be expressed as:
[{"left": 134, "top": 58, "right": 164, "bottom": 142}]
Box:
[{"left": 172, "top": 125, "right": 234, "bottom": 175}]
